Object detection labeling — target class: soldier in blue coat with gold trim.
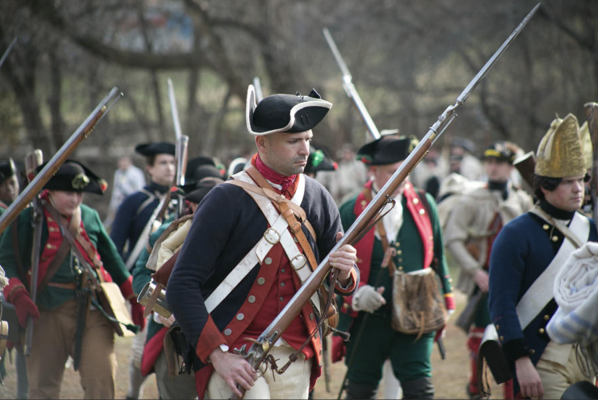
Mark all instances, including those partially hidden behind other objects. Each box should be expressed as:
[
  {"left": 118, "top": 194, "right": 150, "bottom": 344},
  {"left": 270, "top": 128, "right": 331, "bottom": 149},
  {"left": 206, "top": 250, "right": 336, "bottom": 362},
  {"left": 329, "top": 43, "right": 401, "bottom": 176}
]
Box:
[{"left": 489, "top": 114, "right": 598, "bottom": 399}]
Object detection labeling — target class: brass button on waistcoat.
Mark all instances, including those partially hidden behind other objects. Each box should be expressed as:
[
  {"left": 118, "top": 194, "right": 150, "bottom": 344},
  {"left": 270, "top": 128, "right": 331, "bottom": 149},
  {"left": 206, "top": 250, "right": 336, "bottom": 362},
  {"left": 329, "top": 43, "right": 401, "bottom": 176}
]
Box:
[
  {"left": 257, "top": 277, "right": 265, "bottom": 285},
  {"left": 552, "top": 236, "right": 558, "bottom": 242},
  {"left": 413, "top": 198, "right": 419, "bottom": 204},
  {"left": 543, "top": 224, "right": 550, "bottom": 230},
  {"left": 544, "top": 314, "right": 550, "bottom": 321},
  {"left": 419, "top": 209, "right": 425, "bottom": 215},
  {"left": 237, "top": 313, "right": 244, "bottom": 321},
  {"left": 530, "top": 349, "right": 535, "bottom": 355},
  {"left": 398, "top": 266, "right": 403, "bottom": 271},
  {"left": 248, "top": 295, "right": 256, "bottom": 303},
  {"left": 539, "top": 328, "right": 545, "bottom": 334},
  {"left": 499, "top": 336, "right": 504, "bottom": 341},
  {"left": 265, "top": 257, "right": 273, "bottom": 265}
]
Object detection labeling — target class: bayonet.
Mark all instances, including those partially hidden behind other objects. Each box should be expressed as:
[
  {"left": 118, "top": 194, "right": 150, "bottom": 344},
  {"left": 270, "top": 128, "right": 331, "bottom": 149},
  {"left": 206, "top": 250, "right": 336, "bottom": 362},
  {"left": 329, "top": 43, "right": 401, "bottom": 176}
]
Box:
[
  {"left": 167, "top": 78, "right": 189, "bottom": 217},
  {"left": 323, "top": 28, "right": 380, "bottom": 140},
  {"left": 0, "top": 37, "right": 17, "bottom": 70},
  {"left": 253, "top": 77, "right": 264, "bottom": 102}
]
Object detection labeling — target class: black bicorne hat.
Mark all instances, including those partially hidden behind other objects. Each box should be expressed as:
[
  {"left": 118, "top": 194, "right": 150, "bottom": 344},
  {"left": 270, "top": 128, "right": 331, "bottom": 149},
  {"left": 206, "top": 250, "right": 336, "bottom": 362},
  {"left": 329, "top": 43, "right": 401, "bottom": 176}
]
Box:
[
  {"left": 184, "top": 180, "right": 221, "bottom": 204},
  {"left": 246, "top": 85, "right": 332, "bottom": 136},
  {"left": 482, "top": 141, "right": 517, "bottom": 164},
  {"left": 135, "top": 142, "right": 176, "bottom": 157},
  {"left": 357, "top": 133, "right": 418, "bottom": 166},
  {"left": 39, "top": 160, "right": 107, "bottom": 195},
  {"left": 0, "top": 158, "right": 16, "bottom": 184},
  {"left": 304, "top": 147, "right": 337, "bottom": 175}
]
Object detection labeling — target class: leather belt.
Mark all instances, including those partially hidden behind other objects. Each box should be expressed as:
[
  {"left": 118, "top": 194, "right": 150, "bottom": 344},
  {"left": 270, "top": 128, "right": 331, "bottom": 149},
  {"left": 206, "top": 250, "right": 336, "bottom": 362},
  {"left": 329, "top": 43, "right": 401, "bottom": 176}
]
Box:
[{"left": 47, "top": 282, "right": 77, "bottom": 290}]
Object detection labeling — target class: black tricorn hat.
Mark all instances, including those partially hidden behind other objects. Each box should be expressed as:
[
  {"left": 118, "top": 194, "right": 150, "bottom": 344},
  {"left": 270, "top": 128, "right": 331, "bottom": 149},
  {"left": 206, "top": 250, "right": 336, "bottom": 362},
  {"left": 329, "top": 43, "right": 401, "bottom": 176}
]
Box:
[
  {"left": 39, "top": 160, "right": 107, "bottom": 195},
  {"left": 246, "top": 85, "right": 332, "bottom": 136},
  {"left": 182, "top": 165, "right": 224, "bottom": 193},
  {"left": 184, "top": 180, "right": 221, "bottom": 204},
  {"left": 185, "top": 156, "right": 216, "bottom": 184},
  {"left": 135, "top": 142, "right": 176, "bottom": 157},
  {"left": 357, "top": 133, "right": 418, "bottom": 166},
  {"left": 0, "top": 158, "right": 16, "bottom": 184},
  {"left": 304, "top": 147, "right": 337, "bottom": 175},
  {"left": 482, "top": 141, "right": 517, "bottom": 164}
]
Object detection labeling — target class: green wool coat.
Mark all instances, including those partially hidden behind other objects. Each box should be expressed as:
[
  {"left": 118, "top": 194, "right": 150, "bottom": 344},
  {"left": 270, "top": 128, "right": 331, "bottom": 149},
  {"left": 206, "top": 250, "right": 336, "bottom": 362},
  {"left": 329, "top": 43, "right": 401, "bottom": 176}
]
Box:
[{"left": 0, "top": 204, "right": 129, "bottom": 310}]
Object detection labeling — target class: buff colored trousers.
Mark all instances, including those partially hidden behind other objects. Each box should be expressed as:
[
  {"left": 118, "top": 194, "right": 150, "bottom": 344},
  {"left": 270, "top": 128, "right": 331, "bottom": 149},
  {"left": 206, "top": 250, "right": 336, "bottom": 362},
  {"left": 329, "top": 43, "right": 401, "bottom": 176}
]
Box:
[
  {"left": 207, "top": 344, "right": 312, "bottom": 399},
  {"left": 27, "top": 299, "right": 117, "bottom": 399},
  {"left": 535, "top": 345, "right": 595, "bottom": 400}
]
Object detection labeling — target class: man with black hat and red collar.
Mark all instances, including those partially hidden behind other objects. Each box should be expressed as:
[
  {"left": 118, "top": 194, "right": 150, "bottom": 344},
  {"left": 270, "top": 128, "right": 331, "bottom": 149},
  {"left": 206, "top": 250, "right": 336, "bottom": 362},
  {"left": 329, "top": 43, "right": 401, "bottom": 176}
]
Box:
[
  {"left": 444, "top": 141, "right": 532, "bottom": 399},
  {"left": 0, "top": 160, "right": 144, "bottom": 398},
  {"left": 332, "top": 133, "right": 455, "bottom": 400},
  {"left": 167, "top": 85, "right": 359, "bottom": 399},
  {"left": 0, "top": 158, "right": 19, "bottom": 217},
  {"left": 489, "top": 114, "right": 598, "bottom": 399}
]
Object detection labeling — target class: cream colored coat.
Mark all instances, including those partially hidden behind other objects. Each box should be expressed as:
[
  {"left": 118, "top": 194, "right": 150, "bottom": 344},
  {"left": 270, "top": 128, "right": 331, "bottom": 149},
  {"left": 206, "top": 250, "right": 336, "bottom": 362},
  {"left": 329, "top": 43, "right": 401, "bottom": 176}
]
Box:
[{"left": 443, "top": 184, "right": 532, "bottom": 296}]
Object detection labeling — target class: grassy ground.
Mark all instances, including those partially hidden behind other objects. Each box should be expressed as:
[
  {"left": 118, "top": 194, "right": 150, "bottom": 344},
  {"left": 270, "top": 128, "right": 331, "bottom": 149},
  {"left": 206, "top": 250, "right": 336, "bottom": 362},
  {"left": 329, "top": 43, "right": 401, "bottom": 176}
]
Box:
[{"left": 0, "top": 291, "right": 505, "bottom": 399}]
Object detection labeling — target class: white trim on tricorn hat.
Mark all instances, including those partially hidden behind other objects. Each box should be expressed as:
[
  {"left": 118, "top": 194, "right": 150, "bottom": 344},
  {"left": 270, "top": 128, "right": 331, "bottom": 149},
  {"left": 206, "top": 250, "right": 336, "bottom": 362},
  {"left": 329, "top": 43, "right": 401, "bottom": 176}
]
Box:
[{"left": 245, "top": 84, "right": 332, "bottom": 136}]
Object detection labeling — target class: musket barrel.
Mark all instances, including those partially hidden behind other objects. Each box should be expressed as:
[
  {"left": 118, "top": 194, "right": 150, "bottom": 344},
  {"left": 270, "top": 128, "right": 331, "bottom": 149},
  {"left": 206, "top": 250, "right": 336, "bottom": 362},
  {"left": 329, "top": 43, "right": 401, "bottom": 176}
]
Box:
[{"left": 0, "top": 87, "right": 122, "bottom": 234}]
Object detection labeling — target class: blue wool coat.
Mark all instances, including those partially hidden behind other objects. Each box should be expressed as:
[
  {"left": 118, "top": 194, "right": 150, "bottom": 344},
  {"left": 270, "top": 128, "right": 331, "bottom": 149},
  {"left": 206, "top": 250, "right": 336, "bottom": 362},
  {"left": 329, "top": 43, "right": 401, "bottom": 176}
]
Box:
[
  {"left": 488, "top": 208, "right": 597, "bottom": 395},
  {"left": 110, "top": 181, "right": 169, "bottom": 264},
  {"left": 166, "top": 175, "right": 354, "bottom": 372}
]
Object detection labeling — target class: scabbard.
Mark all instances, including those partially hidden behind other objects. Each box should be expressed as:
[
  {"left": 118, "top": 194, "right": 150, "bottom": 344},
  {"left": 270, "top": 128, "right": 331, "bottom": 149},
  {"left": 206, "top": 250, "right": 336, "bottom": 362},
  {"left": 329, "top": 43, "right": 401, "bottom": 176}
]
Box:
[{"left": 73, "top": 289, "right": 90, "bottom": 371}]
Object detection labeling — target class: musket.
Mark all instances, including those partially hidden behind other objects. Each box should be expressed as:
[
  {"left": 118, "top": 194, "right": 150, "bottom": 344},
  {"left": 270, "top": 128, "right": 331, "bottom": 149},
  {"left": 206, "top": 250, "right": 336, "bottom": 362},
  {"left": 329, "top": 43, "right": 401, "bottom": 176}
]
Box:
[
  {"left": 0, "top": 87, "right": 123, "bottom": 235},
  {"left": 0, "top": 37, "right": 17, "bottom": 70},
  {"left": 585, "top": 102, "right": 598, "bottom": 224},
  {"left": 323, "top": 28, "right": 380, "bottom": 140},
  {"left": 23, "top": 150, "right": 43, "bottom": 357},
  {"left": 253, "top": 77, "right": 264, "bottom": 102},
  {"left": 234, "top": 4, "right": 539, "bottom": 398},
  {"left": 167, "top": 78, "right": 188, "bottom": 219}
]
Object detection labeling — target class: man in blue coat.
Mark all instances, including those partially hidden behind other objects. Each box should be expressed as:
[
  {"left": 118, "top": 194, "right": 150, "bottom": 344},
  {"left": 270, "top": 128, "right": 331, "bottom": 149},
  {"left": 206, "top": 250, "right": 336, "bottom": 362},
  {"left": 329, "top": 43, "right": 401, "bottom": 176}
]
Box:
[
  {"left": 489, "top": 114, "right": 597, "bottom": 399},
  {"left": 167, "top": 85, "right": 359, "bottom": 399}
]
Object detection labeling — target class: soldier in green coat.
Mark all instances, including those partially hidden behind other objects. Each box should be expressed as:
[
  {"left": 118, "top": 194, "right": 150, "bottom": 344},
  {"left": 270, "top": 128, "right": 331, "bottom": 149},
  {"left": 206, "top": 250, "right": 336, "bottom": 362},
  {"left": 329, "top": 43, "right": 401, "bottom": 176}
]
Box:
[
  {"left": 332, "top": 134, "right": 455, "bottom": 399},
  {"left": 0, "top": 160, "right": 145, "bottom": 399}
]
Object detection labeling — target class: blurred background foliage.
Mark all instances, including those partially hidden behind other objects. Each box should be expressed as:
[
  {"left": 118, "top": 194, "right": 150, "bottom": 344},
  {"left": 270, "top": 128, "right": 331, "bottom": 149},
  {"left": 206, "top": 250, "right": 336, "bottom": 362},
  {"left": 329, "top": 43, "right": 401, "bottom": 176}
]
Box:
[{"left": 0, "top": 0, "right": 597, "bottom": 212}]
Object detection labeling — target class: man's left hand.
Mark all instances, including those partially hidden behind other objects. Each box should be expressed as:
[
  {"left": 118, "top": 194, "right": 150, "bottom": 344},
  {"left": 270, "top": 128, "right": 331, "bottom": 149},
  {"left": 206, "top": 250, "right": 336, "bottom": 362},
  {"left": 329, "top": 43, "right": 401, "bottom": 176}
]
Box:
[{"left": 329, "top": 232, "right": 357, "bottom": 286}]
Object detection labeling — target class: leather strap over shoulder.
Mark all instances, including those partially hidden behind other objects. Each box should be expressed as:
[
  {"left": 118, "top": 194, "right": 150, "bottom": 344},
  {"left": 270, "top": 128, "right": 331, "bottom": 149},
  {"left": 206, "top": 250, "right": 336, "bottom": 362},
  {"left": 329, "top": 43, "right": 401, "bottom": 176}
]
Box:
[
  {"left": 362, "top": 186, "right": 396, "bottom": 275},
  {"left": 226, "top": 173, "right": 317, "bottom": 241}
]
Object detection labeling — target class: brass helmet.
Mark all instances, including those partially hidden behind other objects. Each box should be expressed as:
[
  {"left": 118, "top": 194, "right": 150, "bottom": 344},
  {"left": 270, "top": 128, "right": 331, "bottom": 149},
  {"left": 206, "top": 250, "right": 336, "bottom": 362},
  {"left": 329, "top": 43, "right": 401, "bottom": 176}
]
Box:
[
  {"left": 579, "top": 121, "right": 593, "bottom": 170},
  {"left": 535, "top": 114, "right": 586, "bottom": 178}
]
